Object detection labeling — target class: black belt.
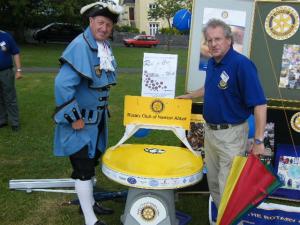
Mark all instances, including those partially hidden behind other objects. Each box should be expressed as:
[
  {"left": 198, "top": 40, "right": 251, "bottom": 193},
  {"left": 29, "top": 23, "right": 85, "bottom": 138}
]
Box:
[
  {"left": 0, "top": 67, "right": 12, "bottom": 72},
  {"left": 206, "top": 123, "right": 241, "bottom": 130}
]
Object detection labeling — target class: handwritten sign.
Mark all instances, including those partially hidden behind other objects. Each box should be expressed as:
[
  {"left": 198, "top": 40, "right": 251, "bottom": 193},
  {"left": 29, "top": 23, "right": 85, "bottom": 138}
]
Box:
[{"left": 141, "top": 53, "right": 178, "bottom": 98}]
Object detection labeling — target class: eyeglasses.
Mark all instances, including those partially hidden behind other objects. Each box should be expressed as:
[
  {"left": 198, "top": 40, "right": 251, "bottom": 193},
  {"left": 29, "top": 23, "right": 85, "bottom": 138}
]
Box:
[{"left": 206, "top": 37, "right": 225, "bottom": 46}]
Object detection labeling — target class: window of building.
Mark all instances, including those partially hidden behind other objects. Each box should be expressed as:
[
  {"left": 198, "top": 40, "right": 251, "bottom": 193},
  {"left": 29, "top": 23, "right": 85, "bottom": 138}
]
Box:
[
  {"left": 149, "top": 3, "right": 157, "bottom": 10},
  {"left": 149, "top": 23, "right": 159, "bottom": 36},
  {"left": 129, "top": 7, "right": 134, "bottom": 20}
]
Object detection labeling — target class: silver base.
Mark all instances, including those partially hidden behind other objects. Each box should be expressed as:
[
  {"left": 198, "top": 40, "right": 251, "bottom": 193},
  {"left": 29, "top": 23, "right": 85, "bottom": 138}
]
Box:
[{"left": 121, "top": 187, "right": 179, "bottom": 225}]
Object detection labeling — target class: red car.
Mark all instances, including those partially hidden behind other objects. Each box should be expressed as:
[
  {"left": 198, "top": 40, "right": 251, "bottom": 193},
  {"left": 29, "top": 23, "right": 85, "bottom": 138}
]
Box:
[{"left": 123, "top": 35, "right": 160, "bottom": 47}]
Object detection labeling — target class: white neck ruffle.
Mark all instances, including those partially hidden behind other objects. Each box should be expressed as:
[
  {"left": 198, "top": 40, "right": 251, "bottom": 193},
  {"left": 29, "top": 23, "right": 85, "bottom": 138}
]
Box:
[{"left": 97, "top": 41, "right": 115, "bottom": 72}]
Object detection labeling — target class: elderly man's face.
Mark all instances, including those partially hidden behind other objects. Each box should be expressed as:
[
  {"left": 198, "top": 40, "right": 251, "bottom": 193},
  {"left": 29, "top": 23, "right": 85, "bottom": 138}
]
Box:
[
  {"left": 205, "top": 26, "right": 231, "bottom": 62},
  {"left": 89, "top": 16, "right": 113, "bottom": 41}
]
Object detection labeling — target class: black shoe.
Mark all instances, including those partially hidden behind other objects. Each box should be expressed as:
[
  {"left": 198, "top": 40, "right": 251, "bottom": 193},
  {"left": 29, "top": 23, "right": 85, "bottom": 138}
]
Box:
[
  {"left": 94, "top": 220, "right": 107, "bottom": 225},
  {"left": 11, "top": 126, "right": 19, "bottom": 132},
  {"left": 0, "top": 123, "right": 8, "bottom": 128},
  {"left": 93, "top": 202, "right": 114, "bottom": 215},
  {"left": 79, "top": 202, "right": 114, "bottom": 215}
]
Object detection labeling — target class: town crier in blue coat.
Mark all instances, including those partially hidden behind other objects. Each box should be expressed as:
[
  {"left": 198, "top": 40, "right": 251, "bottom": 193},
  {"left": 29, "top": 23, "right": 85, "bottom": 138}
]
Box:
[{"left": 53, "top": 1, "right": 123, "bottom": 225}]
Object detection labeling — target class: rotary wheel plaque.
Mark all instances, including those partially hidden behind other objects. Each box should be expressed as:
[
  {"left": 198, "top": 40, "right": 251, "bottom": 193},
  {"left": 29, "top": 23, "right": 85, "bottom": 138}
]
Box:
[
  {"left": 265, "top": 6, "right": 299, "bottom": 40},
  {"left": 130, "top": 196, "right": 167, "bottom": 224},
  {"left": 291, "top": 112, "right": 300, "bottom": 133},
  {"left": 141, "top": 205, "right": 156, "bottom": 221}
]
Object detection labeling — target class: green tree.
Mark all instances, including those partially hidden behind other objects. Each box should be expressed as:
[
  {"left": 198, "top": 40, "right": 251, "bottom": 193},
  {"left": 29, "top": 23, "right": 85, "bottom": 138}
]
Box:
[
  {"left": 0, "top": 0, "right": 91, "bottom": 42},
  {"left": 147, "top": 0, "right": 190, "bottom": 29},
  {"left": 0, "top": 0, "right": 32, "bottom": 42},
  {"left": 148, "top": 0, "right": 191, "bottom": 50}
]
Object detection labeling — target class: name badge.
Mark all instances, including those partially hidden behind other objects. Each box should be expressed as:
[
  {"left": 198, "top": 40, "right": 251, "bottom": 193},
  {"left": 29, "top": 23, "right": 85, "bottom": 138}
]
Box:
[
  {"left": 0, "top": 41, "right": 7, "bottom": 51},
  {"left": 218, "top": 71, "right": 229, "bottom": 89},
  {"left": 220, "top": 71, "right": 229, "bottom": 82}
]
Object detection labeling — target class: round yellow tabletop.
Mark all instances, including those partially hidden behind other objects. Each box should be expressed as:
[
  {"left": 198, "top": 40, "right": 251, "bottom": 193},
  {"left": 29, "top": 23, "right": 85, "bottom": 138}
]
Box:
[{"left": 102, "top": 144, "right": 203, "bottom": 189}]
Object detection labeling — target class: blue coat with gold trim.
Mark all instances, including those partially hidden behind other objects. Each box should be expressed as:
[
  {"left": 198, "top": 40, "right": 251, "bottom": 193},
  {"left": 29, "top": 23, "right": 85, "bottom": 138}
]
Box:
[{"left": 53, "top": 27, "right": 117, "bottom": 158}]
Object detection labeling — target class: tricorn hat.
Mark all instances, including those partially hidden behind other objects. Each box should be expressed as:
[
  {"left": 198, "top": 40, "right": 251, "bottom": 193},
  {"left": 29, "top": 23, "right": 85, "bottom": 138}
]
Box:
[{"left": 80, "top": 0, "right": 123, "bottom": 24}]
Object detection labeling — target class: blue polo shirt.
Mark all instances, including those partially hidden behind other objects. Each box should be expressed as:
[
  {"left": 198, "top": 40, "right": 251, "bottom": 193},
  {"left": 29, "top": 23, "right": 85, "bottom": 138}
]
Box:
[
  {"left": 0, "top": 31, "right": 20, "bottom": 70},
  {"left": 203, "top": 47, "right": 266, "bottom": 124}
]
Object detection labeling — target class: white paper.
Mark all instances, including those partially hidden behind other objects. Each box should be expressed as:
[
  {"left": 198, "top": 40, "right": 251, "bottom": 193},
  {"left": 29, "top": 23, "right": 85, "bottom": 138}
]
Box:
[{"left": 141, "top": 53, "right": 178, "bottom": 98}]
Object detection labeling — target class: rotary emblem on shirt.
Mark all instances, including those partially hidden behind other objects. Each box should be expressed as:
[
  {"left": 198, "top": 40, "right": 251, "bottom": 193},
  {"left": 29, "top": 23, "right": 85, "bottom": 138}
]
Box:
[
  {"left": 291, "top": 112, "right": 300, "bottom": 133},
  {"left": 218, "top": 71, "right": 229, "bottom": 89},
  {"left": 265, "top": 6, "right": 299, "bottom": 40}
]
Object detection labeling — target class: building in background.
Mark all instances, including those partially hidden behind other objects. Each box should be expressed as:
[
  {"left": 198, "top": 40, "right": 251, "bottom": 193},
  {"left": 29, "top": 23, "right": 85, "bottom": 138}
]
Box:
[{"left": 120, "top": 0, "right": 169, "bottom": 35}]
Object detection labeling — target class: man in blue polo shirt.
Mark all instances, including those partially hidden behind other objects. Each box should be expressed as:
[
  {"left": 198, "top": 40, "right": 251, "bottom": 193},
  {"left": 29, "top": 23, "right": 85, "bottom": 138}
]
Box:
[
  {"left": 178, "top": 19, "right": 267, "bottom": 208},
  {"left": 0, "top": 30, "right": 22, "bottom": 132}
]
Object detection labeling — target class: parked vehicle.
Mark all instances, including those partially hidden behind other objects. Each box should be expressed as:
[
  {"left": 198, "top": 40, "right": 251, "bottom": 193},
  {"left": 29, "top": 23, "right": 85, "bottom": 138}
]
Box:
[
  {"left": 33, "top": 23, "right": 83, "bottom": 43},
  {"left": 123, "top": 35, "right": 159, "bottom": 47}
]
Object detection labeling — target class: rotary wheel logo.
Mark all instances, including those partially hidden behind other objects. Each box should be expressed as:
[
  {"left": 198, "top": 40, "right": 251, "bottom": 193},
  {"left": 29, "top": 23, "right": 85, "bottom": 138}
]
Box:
[
  {"left": 221, "top": 11, "right": 229, "bottom": 19},
  {"left": 291, "top": 112, "right": 300, "bottom": 133},
  {"left": 141, "top": 205, "right": 156, "bottom": 221},
  {"left": 265, "top": 6, "right": 299, "bottom": 40},
  {"left": 151, "top": 99, "right": 164, "bottom": 113}
]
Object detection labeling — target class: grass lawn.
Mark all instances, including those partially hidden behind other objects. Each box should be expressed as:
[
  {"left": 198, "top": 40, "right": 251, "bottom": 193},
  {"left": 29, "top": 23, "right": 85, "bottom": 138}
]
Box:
[
  {"left": 0, "top": 72, "right": 210, "bottom": 225},
  {"left": 21, "top": 43, "right": 188, "bottom": 70}
]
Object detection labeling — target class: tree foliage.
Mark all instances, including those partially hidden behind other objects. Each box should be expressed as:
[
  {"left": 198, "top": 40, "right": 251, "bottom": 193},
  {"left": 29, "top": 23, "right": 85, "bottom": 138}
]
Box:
[
  {"left": 0, "top": 0, "right": 193, "bottom": 42},
  {"left": 148, "top": 0, "right": 191, "bottom": 29},
  {"left": 0, "top": 0, "right": 91, "bottom": 42},
  {"left": 115, "top": 25, "right": 139, "bottom": 33}
]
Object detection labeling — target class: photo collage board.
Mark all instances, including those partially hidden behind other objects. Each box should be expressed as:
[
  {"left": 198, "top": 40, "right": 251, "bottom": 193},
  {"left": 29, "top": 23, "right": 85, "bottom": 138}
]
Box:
[{"left": 250, "top": 1, "right": 300, "bottom": 101}]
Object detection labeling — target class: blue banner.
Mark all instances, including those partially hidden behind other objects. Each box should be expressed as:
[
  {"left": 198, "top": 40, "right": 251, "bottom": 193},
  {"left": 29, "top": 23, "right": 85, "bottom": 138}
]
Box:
[
  {"left": 209, "top": 196, "right": 300, "bottom": 225},
  {"left": 242, "top": 206, "right": 300, "bottom": 225}
]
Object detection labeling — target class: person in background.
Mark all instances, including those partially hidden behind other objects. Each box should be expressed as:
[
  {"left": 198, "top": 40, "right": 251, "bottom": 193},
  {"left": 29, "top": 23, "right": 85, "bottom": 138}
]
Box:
[
  {"left": 53, "top": 1, "right": 123, "bottom": 225},
  {"left": 177, "top": 19, "right": 267, "bottom": 209},
  {"left": 0, "top": 30, "right": 22, "bottom": 132}
]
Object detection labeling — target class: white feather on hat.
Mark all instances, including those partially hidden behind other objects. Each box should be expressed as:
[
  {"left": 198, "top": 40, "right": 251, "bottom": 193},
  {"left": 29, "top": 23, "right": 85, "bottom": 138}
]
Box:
[{"left": 80, "top": 0, "right": 123, "bottom": 15}]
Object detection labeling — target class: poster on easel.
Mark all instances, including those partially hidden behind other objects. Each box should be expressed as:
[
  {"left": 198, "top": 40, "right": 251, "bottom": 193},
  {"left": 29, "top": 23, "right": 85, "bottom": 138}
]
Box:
[
  {"left": 141, "top": 53, "right": 178, "bottom": 98},
  {"left": 186, "top": 0, "right": 254, "bottom": 92},
  {"left": 199, "top": 8, "right": 247, "bottom": 71}
]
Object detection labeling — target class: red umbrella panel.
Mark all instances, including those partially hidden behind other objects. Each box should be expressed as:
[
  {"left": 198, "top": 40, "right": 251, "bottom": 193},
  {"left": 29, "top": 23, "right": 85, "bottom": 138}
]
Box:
[{"left": 217, "top": 154, "right": 281, "bottom": 225}]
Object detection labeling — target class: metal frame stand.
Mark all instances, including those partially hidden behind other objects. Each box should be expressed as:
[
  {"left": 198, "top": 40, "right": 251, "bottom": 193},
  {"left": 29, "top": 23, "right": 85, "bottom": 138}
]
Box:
[
  {"left": 9, "top": 178, "right": 96, "bottom": 193},
  {"left": 9, "top": 178, "right": 128, "bottom": 205}
]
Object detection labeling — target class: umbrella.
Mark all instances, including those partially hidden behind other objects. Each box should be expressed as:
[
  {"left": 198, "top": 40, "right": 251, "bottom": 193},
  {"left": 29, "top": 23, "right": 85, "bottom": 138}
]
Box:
[{"left": 217, "top": 154, "right": 281, "bottom": 225}]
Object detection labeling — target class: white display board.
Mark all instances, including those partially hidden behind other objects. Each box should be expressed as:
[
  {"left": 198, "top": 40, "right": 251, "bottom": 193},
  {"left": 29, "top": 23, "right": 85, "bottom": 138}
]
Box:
[
  {"left": 141, "top": 53, "right": 178, "bottom": 98},
  {"left": 186, "top": 0, "right": 255, "bottom": 92}
]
